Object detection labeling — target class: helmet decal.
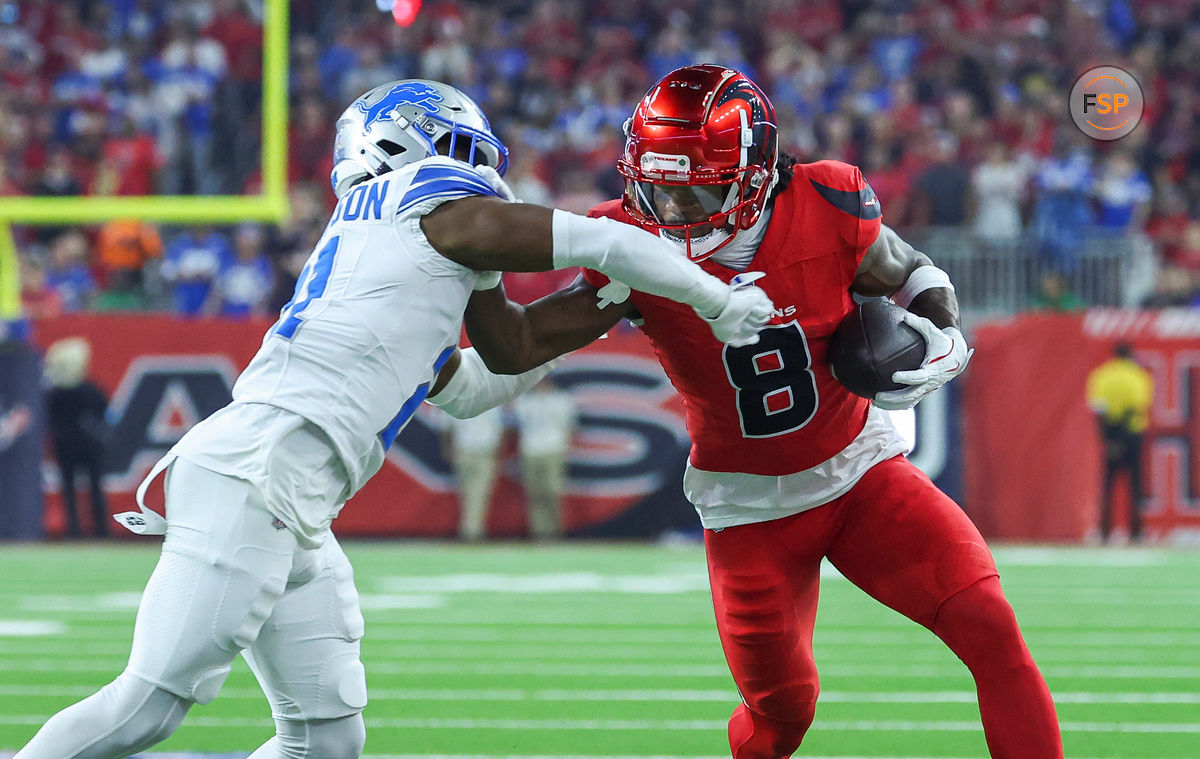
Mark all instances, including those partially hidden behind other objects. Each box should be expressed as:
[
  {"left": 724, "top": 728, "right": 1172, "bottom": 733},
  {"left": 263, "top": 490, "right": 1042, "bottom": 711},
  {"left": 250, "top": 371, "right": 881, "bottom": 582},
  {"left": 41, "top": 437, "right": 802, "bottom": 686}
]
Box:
[
  {"left": 330, "top": 79, "right": 509, "bottom": 199},
  {"left": 355, "top": 82, "right": 445, "bottom": 135}
]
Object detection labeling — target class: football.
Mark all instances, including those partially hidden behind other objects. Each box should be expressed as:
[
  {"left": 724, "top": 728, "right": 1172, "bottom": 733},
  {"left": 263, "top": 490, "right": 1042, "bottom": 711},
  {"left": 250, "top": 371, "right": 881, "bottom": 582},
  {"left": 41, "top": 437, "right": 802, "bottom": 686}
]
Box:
[{"left": 828, "top": 299, "right": 927, "bottom": 398}]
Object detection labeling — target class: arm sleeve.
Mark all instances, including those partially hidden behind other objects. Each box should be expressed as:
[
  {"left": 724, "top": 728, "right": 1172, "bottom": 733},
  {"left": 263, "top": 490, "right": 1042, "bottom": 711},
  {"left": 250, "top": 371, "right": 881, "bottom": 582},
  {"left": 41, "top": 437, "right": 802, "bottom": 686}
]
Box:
[
  {"left": 427, "top": 347, "right": 553, "bottom": 419},
  {"left": 551, "top": 209, "right": 728, "bottom": 318}
]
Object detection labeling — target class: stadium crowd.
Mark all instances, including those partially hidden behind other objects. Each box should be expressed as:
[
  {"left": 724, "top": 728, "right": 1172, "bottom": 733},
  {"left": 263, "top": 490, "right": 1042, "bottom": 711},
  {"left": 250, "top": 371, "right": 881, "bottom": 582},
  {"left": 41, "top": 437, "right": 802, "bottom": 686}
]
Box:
[{"left": 4, "top": 0, "right": 1199, "bottom": 317}]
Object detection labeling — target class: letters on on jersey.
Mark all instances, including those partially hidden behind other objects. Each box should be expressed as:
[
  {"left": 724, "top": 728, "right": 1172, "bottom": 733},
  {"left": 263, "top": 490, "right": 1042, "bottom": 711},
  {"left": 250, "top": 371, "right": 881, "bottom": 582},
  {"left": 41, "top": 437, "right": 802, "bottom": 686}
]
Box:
[{"left": 231, "top": 157, "right": 503, "bottom": 496}]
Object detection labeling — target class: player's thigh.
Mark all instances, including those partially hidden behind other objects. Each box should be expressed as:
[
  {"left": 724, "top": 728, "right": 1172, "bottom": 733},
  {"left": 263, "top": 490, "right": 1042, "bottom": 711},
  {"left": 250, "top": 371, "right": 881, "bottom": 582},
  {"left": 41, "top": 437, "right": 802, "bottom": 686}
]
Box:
[
  {"left": 827, "top": 455, "right": 997, "bottom": 629},
  {"left": 704, "top": 510, "right": 833, "bottom": 714},
  {"left": 127, "top": 459, "right": 298, "bottom": 704},
  {"left": 244, "top": 534, "right": 368, "bottom": 720}
]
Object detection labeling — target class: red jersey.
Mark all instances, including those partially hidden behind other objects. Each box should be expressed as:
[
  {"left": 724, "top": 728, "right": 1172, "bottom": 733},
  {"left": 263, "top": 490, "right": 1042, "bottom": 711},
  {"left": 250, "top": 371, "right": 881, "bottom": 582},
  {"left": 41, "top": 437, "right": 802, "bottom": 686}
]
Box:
[{"left": 585, "top": 160, "right": 882, "bottom": 476}]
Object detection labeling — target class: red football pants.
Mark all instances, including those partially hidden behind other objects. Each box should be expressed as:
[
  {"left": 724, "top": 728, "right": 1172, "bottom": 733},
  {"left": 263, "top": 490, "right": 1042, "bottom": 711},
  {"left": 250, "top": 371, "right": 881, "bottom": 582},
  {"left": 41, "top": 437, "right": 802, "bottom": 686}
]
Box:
[{"left": 704, "top": 455, "right": 1062, "bottom": 759}]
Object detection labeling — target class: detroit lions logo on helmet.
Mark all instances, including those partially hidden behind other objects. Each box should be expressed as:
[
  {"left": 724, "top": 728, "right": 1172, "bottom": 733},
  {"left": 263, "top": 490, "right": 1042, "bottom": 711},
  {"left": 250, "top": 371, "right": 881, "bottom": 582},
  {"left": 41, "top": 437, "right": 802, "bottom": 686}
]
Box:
[{"left": 355, "top": 82, "right": 444, "bottom": 136}]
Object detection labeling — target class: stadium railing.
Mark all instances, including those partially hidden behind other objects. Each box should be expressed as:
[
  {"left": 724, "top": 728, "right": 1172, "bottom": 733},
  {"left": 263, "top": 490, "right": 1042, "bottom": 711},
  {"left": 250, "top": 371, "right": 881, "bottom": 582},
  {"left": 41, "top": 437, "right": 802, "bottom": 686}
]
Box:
[{"left": 904, "top": 227, "right": 1156, "bottom": 319}]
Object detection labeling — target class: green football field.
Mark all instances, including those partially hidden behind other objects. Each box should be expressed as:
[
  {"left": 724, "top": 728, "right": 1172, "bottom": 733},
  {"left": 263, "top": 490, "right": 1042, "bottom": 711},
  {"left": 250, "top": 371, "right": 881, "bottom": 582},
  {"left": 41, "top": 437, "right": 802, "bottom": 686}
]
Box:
[{"left": 0, "top": 542, "right": 1197, "bottom": 759}]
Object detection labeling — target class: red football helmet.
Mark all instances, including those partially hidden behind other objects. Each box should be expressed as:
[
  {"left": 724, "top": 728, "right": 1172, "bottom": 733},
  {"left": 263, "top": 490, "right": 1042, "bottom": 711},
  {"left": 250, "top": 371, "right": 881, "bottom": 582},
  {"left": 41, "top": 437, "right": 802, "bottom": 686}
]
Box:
[{"left": 619, "top": 64, "right": 779, "bottom": 261}]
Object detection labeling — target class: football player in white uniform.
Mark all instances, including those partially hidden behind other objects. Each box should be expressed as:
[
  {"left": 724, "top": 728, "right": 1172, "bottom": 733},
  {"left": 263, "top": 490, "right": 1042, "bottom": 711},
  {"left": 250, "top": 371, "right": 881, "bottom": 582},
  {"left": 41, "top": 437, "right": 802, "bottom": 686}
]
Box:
[{"left": 15, "top": 80, "right": 773, "bottom": 759}]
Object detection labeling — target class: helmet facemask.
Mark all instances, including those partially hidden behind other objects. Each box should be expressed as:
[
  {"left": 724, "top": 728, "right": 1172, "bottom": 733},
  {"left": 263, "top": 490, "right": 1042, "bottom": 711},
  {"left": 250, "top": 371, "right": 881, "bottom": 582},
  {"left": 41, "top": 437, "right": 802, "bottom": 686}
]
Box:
[
  {"left": 622, "top": 161, "right": 773, "bottom": 261},
  {"left": 618, "top": 65, "right": 778, "bottom": 262}
]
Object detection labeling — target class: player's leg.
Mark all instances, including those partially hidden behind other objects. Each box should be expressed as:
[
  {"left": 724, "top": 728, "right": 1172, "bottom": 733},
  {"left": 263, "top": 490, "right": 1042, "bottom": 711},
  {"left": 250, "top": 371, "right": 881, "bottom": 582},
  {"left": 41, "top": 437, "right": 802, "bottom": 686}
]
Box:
[
  {"left": 827, "top": 456, "right": 1062, "bottom": 759},
  {"left": 14, "top": 672, "right": 190, "bottom": 759},
  {"left": 85, "top": 453, "right": 109, "bottom": 537},
  {"left": 704, "top": 506, "right": 838, "bottom": 759},
  {"left": 523, "top": 452, "right": 563, "bottom": 539},
  {"left": 16, "top": 458, "right": 298, "bottom": 758},
  {"left": 456, "top": 449, "right": 499, "bottom": 541},
  {"left": 244, "top": 535, "right": 368, "bottom": 759},
  {"left": 1099, "top": 449, "right": 1118, "bottom": 541},
  {"left": 58, "top": 451, "right": 82, "bottom": 537},
  {"left": 1126, "top": 435, "right": 1144, "bottom": 542}
]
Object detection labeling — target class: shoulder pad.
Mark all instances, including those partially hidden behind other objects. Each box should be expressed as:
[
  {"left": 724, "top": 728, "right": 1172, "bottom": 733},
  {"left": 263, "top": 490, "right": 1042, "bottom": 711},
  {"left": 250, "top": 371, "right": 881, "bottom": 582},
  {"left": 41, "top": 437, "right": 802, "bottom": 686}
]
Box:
[{"left": 396, "top": 157, "right": 502, "bottom": 218}]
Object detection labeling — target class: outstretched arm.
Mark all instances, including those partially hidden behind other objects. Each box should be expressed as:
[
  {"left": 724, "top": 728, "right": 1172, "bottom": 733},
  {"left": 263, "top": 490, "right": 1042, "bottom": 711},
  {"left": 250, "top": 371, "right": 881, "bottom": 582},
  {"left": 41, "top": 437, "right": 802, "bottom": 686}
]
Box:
[
  {"left": 463, "top": 276, "right": 631, "bottom": 374},
  {"left": 420, "top": 196, "right": 771, "bottom": 347},
  {"left": 852, "top": 224, "right": 972, "bottom": 410},
  {"left": 426, "top": 276, "right": 632, "bottom": 415}
]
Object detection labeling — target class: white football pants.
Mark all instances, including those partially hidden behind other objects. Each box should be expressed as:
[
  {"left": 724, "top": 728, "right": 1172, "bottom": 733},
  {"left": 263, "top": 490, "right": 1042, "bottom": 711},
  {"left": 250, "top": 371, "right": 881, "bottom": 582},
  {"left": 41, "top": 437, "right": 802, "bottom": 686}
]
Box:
[{"left": 16, "top": 458, "right": 367, "bottom": 758}]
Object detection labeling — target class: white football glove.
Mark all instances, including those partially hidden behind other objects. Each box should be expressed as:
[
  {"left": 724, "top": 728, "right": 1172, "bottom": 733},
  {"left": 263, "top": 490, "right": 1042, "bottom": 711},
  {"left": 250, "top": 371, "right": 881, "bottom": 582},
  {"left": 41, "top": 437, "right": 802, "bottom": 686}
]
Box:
[
  {"left": 596, "top": 280, "right": 632, "bottom": 308},
  {"left": 701, "top": 272, "right": 774, "bottom": 348},
  {"left": 473, "top": 270, "right": 502, "bottom": 291},
  {"left": 873, "top": 313, "right": 973, "bottom": 410},
  {"left": 474, "top": 164, "right": 518, "bottom": 203}
]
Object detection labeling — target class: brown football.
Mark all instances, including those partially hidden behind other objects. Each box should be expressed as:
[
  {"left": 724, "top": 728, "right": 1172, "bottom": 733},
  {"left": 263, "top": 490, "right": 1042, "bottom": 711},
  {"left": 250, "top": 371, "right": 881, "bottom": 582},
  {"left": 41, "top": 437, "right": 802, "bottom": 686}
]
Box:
[{"left": 828, "top": 299, "right": 926, "bottom": 399}]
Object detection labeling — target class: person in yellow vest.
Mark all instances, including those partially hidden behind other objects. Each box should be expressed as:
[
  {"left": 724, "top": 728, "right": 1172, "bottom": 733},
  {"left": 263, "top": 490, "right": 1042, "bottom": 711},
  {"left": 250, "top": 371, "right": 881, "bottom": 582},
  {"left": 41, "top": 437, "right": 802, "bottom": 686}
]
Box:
[{"left": 1085, "top": 343, "right": 1154, "bottom": 544}]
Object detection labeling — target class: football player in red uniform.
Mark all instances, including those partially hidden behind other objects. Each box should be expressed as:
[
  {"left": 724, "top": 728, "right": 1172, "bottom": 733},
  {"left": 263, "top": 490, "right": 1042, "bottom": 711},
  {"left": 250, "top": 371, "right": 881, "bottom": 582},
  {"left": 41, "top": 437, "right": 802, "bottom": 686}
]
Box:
[{"left": 459, "top": 65, "right": 1062, "bottom": 759}]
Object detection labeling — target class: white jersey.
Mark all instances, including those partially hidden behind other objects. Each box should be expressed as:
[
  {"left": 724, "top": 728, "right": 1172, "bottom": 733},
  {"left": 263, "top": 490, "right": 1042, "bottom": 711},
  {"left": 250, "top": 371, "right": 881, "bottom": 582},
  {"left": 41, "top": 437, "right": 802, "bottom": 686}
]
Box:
[{"left": 171, "top": 156, "right": 502, "bottom": 541}]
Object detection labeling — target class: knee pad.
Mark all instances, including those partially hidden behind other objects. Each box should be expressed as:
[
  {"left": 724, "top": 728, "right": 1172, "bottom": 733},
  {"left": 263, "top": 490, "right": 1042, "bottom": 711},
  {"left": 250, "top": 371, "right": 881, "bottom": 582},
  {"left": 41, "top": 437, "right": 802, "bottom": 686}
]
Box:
[{"left": 258, "top": 713, "right": 366, "bottom": 759}]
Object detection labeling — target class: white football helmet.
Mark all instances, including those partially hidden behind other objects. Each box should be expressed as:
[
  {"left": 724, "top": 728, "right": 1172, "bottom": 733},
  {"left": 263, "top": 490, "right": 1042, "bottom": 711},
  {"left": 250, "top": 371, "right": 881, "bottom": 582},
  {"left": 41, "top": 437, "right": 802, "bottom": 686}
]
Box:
[{"left": 330, "top": 79, "right": 509, "bottom": 198}]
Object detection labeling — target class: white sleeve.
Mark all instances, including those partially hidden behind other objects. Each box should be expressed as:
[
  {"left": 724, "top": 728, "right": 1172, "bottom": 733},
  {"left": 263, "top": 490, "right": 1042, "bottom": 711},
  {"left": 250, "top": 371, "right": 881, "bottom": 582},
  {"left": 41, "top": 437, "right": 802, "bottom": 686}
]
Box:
[
  {"left": 551, "top": 209, "right": 729, "bottom": 318},
  {"left": 427, "top": 347, "right": 552, "bottom": 418}
]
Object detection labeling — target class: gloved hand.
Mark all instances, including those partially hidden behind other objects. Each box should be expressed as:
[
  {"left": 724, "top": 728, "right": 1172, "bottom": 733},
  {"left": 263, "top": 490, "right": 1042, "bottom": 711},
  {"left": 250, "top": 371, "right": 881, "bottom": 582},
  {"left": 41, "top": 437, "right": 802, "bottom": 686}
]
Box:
[
  {"left": 474, "top": 164, "right": 517, "bottom": 203},
  {"left": 473, "top": 270, "right": 502, "bottom": 291},
  {"left": 596, "top": 280, "right": 632, "bottom": 308},
  {"left": 874, "top": 312, "right": 973, "bottom": 410},
  {"left": 700, "top": 272, "right": 774, "bottom": 347}
]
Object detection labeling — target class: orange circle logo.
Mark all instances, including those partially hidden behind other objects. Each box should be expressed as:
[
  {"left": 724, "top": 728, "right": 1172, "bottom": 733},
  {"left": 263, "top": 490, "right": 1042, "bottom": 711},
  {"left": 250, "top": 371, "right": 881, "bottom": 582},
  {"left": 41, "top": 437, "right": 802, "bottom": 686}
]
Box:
[{"left": 1070, "top": 66, "right": 1144, "bottom": 141}]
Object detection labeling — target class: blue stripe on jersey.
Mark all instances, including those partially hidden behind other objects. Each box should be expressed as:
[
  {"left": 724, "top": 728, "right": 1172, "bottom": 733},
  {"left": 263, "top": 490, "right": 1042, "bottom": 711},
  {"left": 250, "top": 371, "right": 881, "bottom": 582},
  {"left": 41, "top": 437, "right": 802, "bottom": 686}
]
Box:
[
  {"left": 397, "top": 164, "right": 501, "bottom": 212},
  {"left": 272, "top": 234, "right": 339, "bottom": 339},
  {"left": 378, "top": 345, "right": 457, "bottom": 449}
]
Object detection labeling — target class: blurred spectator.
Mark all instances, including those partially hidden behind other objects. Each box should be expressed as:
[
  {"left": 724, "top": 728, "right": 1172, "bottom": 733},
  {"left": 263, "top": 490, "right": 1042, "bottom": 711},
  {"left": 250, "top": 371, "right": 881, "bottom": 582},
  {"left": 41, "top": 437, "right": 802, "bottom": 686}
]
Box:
[
  {"left": 94, "top": 116, "right": 163, "bottom": 196},
  {"left": 514, "top": 375, "right": 576, "bottom": 541},
  {"left": 1140, "top": 265, "right": 1198, "bottom": 309},
  {"left": 94, "top": 219, "right": 164, "bottom": 308},
  {"left": 156, "top": 17, "right": 227, "bottom": 195},
  {"left": 161, "top": 226, "right": 233, "bottom": 316},
  {"left": 448, "top": 406, "right": 504, "bottom": 542},
  {"left": 1086, "top": 342, "right": 1153, "bottom": 545},
  {"left": 1092, "top": 151, "right": 1153, "bottom": 232},
  {"left": 553, "top": 167, "right": 606, "bottom": 216},
  {"left": 1145, "top": 189, "right": 1192, "bottom": 268},
  {"left": 1031, "top": 135, "right": 1094, "bottom": 272},
  {"left": 44, "top": 231, "right": 96, "bottom": 312},
  {"left": 910, "top": 134, "right": 969, "bottom": 227},
  {"left": 44, "top": 337, "right": 111, "bottom": 538},
  {"left": 19, "top": 258, "right": 62, "bottom": 319},
  {"left": 970, "top": 142, "right": 1028, "bottom": 245},
  {"left": 1031, "top": 271, "right": 1084, "bottom": 312},
  {"left": 217, "top": 223, "right": 273, "bottom": 318},
  {"left": 6, "top": 0, "right": 1198, "bottom": 317}
]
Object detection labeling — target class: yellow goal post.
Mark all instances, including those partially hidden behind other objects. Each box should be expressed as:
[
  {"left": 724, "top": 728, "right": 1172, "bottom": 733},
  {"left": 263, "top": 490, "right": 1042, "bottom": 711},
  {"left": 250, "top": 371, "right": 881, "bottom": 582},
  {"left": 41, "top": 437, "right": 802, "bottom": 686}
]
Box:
[{"left": 0, "top": 0, "right": 291, "bottom": 322}]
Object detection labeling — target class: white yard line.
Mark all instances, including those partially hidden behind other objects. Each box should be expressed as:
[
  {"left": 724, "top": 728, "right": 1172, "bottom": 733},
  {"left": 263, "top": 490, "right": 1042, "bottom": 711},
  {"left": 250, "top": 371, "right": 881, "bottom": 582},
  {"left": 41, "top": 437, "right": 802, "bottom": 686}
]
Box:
[
  {"left": 3, "top": 684, "right": 1200, "bottom": 705},
  {"left": 3, "top": 714, "right": 1197, "bottom": 733},
  {"left": 3, "top": 658, "right": 1200, "bottom": 679}
]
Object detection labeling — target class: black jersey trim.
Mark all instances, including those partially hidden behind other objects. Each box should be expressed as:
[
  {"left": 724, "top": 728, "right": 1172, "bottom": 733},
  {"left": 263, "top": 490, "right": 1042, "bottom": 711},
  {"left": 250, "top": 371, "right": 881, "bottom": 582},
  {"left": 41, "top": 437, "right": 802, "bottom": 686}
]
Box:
[{"left": 809, "top": 179, "right": 882, "bottom": 220}]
